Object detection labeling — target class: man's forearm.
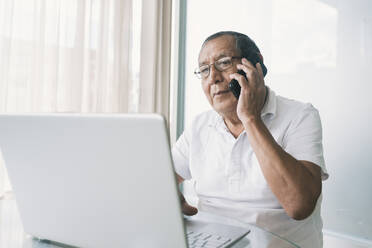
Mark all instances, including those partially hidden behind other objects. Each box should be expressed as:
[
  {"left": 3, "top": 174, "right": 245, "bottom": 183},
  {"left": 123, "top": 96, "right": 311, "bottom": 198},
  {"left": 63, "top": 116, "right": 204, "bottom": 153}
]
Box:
[{"left": 243, "top": 117, "right": 321, "bottom": 220}]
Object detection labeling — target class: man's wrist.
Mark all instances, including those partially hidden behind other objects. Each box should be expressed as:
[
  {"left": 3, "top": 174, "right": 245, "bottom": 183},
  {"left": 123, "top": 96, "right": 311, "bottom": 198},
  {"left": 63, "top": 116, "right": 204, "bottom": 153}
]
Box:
[
  {"left": 242, "top": 115, "right": 263, "bottom": 130},
  {"left": 242, "top": 114, "right": 261, "bottom": 124}
]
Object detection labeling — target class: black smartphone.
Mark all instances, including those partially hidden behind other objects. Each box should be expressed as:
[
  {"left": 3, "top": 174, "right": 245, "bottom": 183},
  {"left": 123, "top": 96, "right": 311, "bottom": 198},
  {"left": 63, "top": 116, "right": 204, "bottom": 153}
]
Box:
[
  {"left": 228, "top": 70, "right": 246, "bottom": 99},
  {"left": 228, "top": 53, "right": 267, "bottom": 99}
]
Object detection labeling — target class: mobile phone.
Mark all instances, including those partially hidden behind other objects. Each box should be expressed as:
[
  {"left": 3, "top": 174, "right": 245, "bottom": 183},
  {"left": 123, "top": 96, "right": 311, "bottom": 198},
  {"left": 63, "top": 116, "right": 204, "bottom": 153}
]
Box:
[
  {"left": 228, "top": 70, "right": 246, "bottom": 99},
  {"left": 228, "top": 53, "right": 267, "bottom": 99}
]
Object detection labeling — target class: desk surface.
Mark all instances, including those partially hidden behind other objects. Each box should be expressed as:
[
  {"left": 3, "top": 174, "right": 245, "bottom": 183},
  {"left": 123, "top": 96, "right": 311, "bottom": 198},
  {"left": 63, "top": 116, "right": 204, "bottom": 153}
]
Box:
[{"left": 0, "top": 192, "right": 299, "bottom": 248}]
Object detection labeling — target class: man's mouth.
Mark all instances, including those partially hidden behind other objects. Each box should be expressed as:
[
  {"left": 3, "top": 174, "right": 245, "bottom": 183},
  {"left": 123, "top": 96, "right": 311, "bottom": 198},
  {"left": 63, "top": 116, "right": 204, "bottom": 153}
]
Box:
[{"left": 213, "top": 90, "right": 230, "bottom": 97}]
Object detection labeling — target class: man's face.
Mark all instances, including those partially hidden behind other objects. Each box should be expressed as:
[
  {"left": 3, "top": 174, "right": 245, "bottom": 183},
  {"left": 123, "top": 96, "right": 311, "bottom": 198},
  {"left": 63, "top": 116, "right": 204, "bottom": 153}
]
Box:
[{"left": 198, "top": 35, "right": 239, "bottom": 114}]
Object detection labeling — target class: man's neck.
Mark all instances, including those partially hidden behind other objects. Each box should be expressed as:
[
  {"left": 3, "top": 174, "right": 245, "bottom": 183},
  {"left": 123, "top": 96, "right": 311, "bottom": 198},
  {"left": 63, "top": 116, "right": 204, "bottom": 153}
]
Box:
[{"left": 220, "top": 111, "right": 244, "bottom": 138}]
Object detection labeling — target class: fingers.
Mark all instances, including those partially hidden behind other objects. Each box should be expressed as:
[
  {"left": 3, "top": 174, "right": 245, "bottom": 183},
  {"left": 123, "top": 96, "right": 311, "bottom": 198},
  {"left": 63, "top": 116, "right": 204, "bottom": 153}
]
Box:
[
  {"left": 229, "top": 72, "right": 247, "bottom": 88},
  {"left": 255, "top": 62, "right": 264, "bottom": 81},
  {"left": 235, "top": 58, "right": 264, "bottom": 87},
  {"left": 229, "top": 64, "right": 257, "bottom": 89},
  {"left": 240, "top": 57, "right": 256, "bottom": 71},
  {"left": 179, "top": 191, "right": 198, "bottom": 216},
  {"left": 235, "top": 59, "right": 254, "bottom": 81},
  {"left": 182, "top": 202, "right": 198, "bottom": 216}
]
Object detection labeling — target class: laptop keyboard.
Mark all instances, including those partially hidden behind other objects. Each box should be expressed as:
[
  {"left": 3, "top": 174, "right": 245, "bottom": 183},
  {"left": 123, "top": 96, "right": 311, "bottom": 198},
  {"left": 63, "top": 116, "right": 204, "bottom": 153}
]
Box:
[{"left": 186, "top": 230, "right": 232, "bottom": 248}]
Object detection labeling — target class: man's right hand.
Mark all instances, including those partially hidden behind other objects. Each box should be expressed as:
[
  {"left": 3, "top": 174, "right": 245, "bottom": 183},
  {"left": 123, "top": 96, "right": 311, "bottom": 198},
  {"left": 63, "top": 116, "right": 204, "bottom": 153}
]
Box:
[
  {"left": 176, "top": 174, "right": 198, "bottom": 216},
  {"left": 180, "top": 192, "right": 198, "bottom": 216}
]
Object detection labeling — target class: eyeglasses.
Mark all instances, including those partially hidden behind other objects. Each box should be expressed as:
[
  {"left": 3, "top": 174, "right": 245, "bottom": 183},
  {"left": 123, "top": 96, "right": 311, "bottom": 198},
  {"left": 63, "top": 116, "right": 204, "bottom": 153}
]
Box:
[{"left": 194, "top": 56, "right": 241, "bottom": 79}]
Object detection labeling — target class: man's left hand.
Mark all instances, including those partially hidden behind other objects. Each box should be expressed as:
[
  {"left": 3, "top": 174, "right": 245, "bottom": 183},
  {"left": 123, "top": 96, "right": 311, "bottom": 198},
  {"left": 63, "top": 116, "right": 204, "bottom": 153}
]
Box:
[{"left": 229, "top": 58, "right": 266, "bottom": 123}]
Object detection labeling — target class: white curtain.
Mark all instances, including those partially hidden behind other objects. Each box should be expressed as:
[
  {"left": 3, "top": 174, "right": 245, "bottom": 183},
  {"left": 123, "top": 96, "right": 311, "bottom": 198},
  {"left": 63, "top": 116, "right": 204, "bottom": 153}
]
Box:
[{"left": 0, "top": 0, "right": 172, "bottom": 196}]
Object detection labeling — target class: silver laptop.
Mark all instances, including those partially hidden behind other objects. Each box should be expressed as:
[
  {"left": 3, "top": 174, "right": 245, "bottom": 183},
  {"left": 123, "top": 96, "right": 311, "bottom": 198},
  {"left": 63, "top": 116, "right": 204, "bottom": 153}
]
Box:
[{"left": 0, "top": 113, "right": 249, "bottom": 248}]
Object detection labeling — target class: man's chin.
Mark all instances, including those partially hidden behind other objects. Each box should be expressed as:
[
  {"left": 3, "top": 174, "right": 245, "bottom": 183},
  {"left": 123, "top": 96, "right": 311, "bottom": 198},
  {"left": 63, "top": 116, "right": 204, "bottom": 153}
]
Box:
[{"left": 212, "top": 101, "right": 237, "bottom": 114}]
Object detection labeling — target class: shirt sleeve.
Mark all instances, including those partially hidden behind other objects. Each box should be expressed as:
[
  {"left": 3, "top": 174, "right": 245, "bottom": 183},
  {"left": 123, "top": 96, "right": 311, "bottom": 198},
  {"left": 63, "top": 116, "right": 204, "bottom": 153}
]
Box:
[
  {"left": 283, "top": 104, "right": 329, "bottom": 180},
  {"left": 171, "top": 128, "right": 192, "bottom": 180}
]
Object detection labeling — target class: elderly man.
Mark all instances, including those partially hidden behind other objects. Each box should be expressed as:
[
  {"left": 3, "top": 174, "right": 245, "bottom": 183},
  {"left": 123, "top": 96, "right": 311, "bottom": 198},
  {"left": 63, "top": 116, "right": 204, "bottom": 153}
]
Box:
[{"left": 172, "top": 31, "right": 329, "bottom": 247}]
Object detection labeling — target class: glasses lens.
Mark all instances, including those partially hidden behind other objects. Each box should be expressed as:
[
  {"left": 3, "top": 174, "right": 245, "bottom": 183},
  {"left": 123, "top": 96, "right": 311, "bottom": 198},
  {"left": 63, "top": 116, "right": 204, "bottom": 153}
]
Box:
[
  {"left": 198, "top": 65, "right": 209, "bottom": 79},
  {"left": 215, "top": 57, "right": 233, "bottom": 71}
]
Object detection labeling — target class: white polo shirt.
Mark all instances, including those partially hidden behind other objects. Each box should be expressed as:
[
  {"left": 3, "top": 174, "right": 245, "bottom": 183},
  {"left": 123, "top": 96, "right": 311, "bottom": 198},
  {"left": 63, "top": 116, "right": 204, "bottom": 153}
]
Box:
[{"left": 172, "top": 87, "right": 329, "bottom": 248}]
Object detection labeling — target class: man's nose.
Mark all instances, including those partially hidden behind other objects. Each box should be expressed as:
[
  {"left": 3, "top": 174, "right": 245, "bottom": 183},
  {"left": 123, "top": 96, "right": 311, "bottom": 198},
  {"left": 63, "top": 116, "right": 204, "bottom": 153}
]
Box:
[{"left": 208, "top": 64, "right": 223, "bottom": 84}]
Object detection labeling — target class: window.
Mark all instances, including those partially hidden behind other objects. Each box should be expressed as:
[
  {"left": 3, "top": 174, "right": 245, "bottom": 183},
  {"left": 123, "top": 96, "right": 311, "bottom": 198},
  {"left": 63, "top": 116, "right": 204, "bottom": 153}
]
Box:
[{"left": 180, "top": 0, "right": 372, "bottom": 243}]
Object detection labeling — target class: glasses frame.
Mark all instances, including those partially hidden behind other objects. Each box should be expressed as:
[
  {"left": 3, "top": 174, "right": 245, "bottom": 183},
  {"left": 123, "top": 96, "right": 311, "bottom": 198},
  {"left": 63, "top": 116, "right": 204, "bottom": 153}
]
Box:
[{"left": 194, "top": 56, "right": 241, "bottom": 79}]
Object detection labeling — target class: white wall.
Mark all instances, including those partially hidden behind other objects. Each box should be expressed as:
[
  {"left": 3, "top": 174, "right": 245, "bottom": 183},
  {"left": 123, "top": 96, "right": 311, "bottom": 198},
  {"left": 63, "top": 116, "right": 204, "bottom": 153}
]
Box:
[{"left": 184, "top": 0, "right": 372, "bottom": 243}]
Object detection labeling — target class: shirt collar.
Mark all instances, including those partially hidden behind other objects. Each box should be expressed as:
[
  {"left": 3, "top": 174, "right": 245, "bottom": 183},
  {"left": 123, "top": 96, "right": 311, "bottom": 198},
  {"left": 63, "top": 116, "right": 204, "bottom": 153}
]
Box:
[
  {"left": 207, "top": 111, "right": 228, "bottom": 133},
  {"left": 208, "top": 86, "right": 277, "bottom": 130},
  {"left": 261, "top": 86, "right": 277, "bottom": 118}
]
